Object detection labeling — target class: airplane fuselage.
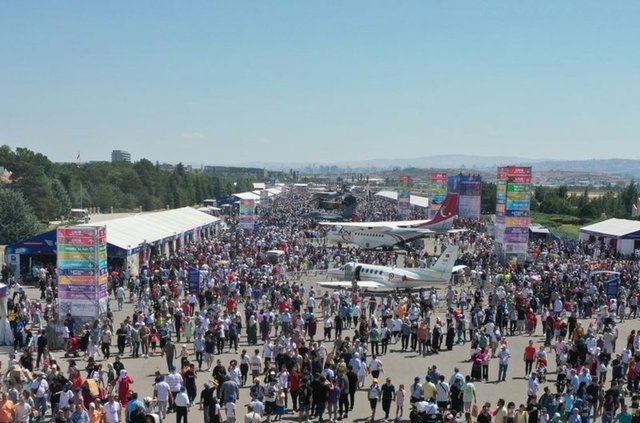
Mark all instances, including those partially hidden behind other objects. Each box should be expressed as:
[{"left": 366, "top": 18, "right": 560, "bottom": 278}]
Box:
[
  {"left": 327, "top": 217, "right": 455, "bottom": 249},
  {"left": 328, "top": 262, "right": 451, "bottom": 288}
]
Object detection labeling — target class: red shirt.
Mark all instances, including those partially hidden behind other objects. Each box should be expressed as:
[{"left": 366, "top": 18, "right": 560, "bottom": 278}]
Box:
[
  {"left": 289, "top": 372, "right": 301, "bottom": 391},
  {"left": 524, "top": 345, "right": 536, "bottom": 361},
  {"left": 226, "top": 297, "right": 236, "bottom": 312}
]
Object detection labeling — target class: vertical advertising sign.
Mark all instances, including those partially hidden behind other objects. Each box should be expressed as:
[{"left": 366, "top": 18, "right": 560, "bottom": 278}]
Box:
[
  {"left": 430, "top": 172, "right": 448, "bottom": 218},
  {"left": 57, "top": 226, "right": 108, "bottom": 319},
  {"left": 188, "top": 266, "right": 200, "bottom": 294},
  {"left": 259, "top": 190, "right": 270, "bottom": 209},
  {"left": 239, "top": 199, "right": 256, "bottom": 232},
  {"left": 495, "top": 166, "right": 532, "bottom": 258},
  {"left": 458, "top": 175, "right": 482, "bottom": 218},
  {"left": 398, "top": 175, "right": 412, "bottom": 216}
]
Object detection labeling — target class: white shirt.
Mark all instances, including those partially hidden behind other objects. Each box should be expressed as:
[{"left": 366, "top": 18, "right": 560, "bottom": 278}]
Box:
[
  {"left": 250, "top": 355, "right": 263, "bottom": 371},
  {"left": 59, "top": 390, "right": 74, "bottom": 408},
  {"left": 155, "top": 381, "right": 171, "bottom": 402},
  {"left": 31, "top": 378, "right": 48, "bottom": 398},
  {"left": 166, "top": 372, "right": 183, "bottom": 392},
  {"left": 225, "top": 402, "right": 236, "bottom": 417},
  {"left": 104, "top": 401, "right": 122, "bottom": 423},
  {"left": 174, "top": 392, "right": 190, "bottom": 407},
  {"left": 116, "top": 286, "right": 125, "bottom": 299},
  {"left": 369, "top": 359, "right": 382, "bottom": 371}
]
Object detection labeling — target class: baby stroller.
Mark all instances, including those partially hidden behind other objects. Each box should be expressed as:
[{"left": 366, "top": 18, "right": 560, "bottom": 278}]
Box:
[
  {"left": 536, "top": 357, "right": 548, "bottom": 383},
  {"left": 64, "top": 337, "right": 81, "bottom": 358}
]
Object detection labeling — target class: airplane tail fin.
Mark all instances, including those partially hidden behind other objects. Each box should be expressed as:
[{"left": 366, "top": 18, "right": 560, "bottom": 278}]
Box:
[
  {"left": 342, "top": 203, "right": 358, "bottom": 221},
  {"left": 431, "top": 245, "right": 460, "bottom": 274},
  {"left": 419, "top": 194, "right": 458, "bottom": 227}
]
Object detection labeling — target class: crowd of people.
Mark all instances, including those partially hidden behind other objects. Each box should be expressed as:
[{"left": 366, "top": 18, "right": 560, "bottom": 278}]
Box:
[{"left": 1, "top": 188, "right": 640, "bottom": 423}]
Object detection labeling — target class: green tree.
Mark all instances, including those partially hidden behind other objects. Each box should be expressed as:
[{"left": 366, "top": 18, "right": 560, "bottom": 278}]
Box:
[
  {"left": 12, "top": 168, "right": 59, "bottom": 221},
  {"left": 0, "top": 188, "right": 44, "bottom": 244},
  {"left": 619, "top": 180, "right": 638, "bottom": 217},
  {"left": 50, "top": 178, "right": 72, "bottom": 219},
  {"left": 481, "top": 182, "right": 496, "bottom": 214}
]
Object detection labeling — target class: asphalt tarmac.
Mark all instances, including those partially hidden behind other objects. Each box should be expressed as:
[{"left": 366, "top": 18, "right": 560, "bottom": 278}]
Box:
[{"left": 3, "top": 278, "right": 637, "bottom": 423}]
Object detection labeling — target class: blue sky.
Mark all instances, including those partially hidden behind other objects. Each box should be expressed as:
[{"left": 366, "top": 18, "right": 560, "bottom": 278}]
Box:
[{"left": 1, "top": 1, "right": 638, "bottom": 165}]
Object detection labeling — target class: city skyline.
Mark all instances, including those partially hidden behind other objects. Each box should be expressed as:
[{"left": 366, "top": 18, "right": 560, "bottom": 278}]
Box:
[{"left": 1, "top": 2, "right": 638, "bottom": 165}]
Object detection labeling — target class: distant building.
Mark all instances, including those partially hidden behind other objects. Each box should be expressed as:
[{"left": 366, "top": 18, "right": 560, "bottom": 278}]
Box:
[
  {"left": 203, "top": 166, "right": 266, "bottom": 179},
  {"left": 111, "top": 150, "right": 131, "bottom": 163}
]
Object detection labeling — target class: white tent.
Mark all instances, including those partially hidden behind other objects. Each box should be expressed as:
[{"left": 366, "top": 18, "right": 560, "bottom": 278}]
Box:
[
  {"left": 375, "top": 190, "right": 430, "bottom": 208},
  {"left": 82, "top": 207, "right": 219, "bottom": 251},
  {"left": 580, "top": 218, "right": 640, "bottom": 255}
]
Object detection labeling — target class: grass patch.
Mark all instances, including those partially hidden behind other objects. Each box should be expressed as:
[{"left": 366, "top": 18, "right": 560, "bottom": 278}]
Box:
[{"left": 531, "top": 212, "right": 593, "bottom": 240}]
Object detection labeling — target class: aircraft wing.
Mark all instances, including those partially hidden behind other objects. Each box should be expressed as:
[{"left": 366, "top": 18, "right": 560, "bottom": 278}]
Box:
[
  {"left": 319, "top": 218, "right": 431, "bottom": 230},
  {"left": 317, "top": 280, "right": 389, "bottom": 290},
  {"left": 318, "top": 221, "right": 394, "bottom": 231}
]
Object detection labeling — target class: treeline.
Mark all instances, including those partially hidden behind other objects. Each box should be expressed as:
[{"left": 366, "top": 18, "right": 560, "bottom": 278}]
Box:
[
  {"left": 530, "top": 182, "right": 639, "bottom": 220},
  {"left": 480, "top": 181, "right": 639, "bottom": 220},
  {"left": 0, "top": 145, "right": 255, "bottom": 224}
]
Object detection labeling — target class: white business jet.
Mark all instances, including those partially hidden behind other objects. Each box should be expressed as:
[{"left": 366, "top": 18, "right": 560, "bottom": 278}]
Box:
[{"left": 318, "top": 245, "right": 465, "bottom": 291}]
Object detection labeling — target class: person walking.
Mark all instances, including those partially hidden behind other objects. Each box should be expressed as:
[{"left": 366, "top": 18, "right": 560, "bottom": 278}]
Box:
[
  {"left": 368, "top": 378, "right": 381, "bottom": 422},
  {"left": 381, "top": 377, "right": 395, "bottom": 421},
  {"left": 498, "top": 345, "right": 511, "bottom": 382},
  {"left": 163, "top": 339, "right": 177, "bottom": 372},
  {"left": 174, "top": 386, "right": 190, "bottom": 423},
  {"left": 524, "top": 340, "right": 536, "bottom": 376}
]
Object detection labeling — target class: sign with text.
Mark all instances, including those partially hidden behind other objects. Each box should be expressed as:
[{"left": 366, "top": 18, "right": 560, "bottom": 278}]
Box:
[{"left": 57, "top": 226, "right": 108, "bottom": 319}]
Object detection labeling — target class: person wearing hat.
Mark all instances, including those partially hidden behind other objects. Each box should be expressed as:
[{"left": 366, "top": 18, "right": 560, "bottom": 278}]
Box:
[
  {"left": 410, "top": 376, "right": 424, "bottom": 404},
  {"left": 30, "top": 372, "right": 49, "bottom": 418},
  {"left": 174, "top": 386, "right": 190, "bottom": 423}
]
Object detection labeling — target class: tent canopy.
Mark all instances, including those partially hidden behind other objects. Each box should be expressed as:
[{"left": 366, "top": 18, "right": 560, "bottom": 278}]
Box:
[
  {"left": 232, "top": 192, "right": 260, "bottom": 200},
  {"left": 82, "top": 207, "right": 220, "bottom": 251},
  {"left": 5, "top": 230, "right": 57, "bottom": 255},
  {"left": 580, "top": 218, "right": 640, "bottom": 239},
  {"left": 375, "top": 190, "right": 430, "bottom": 208}
]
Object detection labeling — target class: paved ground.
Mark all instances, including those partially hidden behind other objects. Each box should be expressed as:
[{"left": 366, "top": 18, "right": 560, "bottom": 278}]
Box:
[{"left": 2, "top": 258, "right": 636, "bottom": 422}]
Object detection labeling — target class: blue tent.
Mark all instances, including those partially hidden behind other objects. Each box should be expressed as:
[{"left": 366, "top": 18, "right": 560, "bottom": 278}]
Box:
[
  {"left": 5, "top": 230, "right": 57, "bottom": 255},
  {"left": 5, "top": 230, "right": 127, "bottom": 257}
]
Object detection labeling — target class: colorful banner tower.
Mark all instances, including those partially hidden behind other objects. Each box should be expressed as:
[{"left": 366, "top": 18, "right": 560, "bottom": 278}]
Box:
[
  {"left": 57, "top": 226, "right": 108, "bottom": 321},
  {"left": 495, "top": 166, "right": 532, "bottom": 261},
  {"left": 458, "top": 175, "right": 482, "bottom": 218},
  {"left": 446, "top": 174, "right": 482, "bottom": 218},
  {"left": 398, "top": 175, "right": 412, "bottom": 216},
  {"left": 430, "top": 172, "right": 448, "bottom": 218},
  {"left": 239, "top": 199, "right": 256, "bottom": 232}
]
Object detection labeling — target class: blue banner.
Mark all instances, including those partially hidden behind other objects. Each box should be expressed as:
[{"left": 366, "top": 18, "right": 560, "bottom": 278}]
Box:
[
  {"left": 606, "top": 278, "right": 619, "bottom": 297},
  {"left": 188, "top": 267, "right": 200, "bottom": 294}
]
